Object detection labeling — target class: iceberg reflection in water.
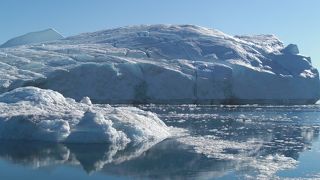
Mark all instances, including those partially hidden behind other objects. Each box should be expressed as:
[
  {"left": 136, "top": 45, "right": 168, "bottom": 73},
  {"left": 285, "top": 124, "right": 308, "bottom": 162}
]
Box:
[{"left": 1, "top": 105, "right": 320, "bottom": 179}]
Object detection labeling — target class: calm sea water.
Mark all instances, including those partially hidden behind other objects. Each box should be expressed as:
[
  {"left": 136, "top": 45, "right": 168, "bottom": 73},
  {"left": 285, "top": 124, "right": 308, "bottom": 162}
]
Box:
[{"left": 1, "top": 105, "right": 320, "bottom": 179}]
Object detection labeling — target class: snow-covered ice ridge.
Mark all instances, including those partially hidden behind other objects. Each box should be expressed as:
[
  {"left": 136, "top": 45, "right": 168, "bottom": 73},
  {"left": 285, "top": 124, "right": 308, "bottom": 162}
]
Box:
[
  {"left": 0, "top": 24, "right": 319, "bottom": 104},
  {"left": 0, "top": 28, "right": 64, "bottom": 48},
  {"left": 0, "top": 87, "right": 171, "bottom": 143}
]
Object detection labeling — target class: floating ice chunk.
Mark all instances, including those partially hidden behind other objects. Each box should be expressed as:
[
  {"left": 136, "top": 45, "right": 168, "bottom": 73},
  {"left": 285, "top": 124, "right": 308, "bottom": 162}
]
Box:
[
  {"left": 177, "top": 135, "right": 297, "bottom": 179},
  {"left": 0, "top": 87, "right": 171, "bottom": 144}
]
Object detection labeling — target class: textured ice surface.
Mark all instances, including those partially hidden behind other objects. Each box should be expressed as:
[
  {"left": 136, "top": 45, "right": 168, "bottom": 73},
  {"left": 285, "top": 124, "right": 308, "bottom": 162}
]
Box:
[
  {"left": 0, "top": 25, "right": 319, "bottom": 104},
  {"left": 0, "top": 87, "right": 171, "bottom": 144}
]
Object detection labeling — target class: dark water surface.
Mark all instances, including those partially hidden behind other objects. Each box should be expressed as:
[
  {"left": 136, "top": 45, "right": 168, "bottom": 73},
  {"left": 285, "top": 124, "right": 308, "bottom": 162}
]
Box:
[{"left": 1, "top": 105, "right": 320, "bottom": 179}]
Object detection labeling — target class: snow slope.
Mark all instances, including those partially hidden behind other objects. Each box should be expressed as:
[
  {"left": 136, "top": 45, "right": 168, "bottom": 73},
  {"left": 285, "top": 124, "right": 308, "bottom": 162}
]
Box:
[
  {"left": 0, "top": 24, "right": 319, "bottom": 104},
  {"left": 0, "top": 28, "right": 64, "bottom": 48},
  {"left": 0, "top": 87, "right": 171, "bottom": 143}
]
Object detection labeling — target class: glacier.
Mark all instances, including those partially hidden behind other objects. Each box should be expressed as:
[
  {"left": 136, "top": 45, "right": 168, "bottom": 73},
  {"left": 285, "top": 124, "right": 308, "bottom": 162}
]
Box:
[{"left": 0, "top": 24, "right": 319, "bottom": 104}]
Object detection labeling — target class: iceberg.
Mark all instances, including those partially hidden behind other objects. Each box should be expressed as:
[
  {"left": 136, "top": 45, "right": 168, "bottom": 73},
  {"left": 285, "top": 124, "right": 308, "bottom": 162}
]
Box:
[
  {"left": 0, "top": 24, "right": 319, "bottom": 104},
  {"left": 0, "top": 87, "right": 171, "bottom": 143}
]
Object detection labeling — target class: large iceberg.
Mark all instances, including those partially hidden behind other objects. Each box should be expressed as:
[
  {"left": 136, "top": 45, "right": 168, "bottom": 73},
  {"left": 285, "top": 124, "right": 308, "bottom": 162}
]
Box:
[
  {"left": 0, "top": 87, "right": 171, "bottom": 143},
  {"left": 0, "top": 24, "right": 319, "bottom": 104}
]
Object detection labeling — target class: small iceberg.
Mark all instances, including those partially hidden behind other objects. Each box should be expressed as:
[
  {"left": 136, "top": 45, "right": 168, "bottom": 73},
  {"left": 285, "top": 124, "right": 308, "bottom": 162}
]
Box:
[{"left": 0, "top": 87, "right": 171, "bottom": 144}]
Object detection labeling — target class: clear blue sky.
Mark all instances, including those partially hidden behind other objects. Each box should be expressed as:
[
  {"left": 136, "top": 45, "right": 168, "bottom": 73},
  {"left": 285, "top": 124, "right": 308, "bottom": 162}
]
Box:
[{"left": 1, "top": 0, "right": 319, "bottom": 67}]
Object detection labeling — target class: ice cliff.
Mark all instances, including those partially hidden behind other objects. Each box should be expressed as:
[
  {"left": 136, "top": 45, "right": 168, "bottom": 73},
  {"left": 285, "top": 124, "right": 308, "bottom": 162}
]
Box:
[{"left": 0, "top": 24, "right": 319, "bottom": 104}]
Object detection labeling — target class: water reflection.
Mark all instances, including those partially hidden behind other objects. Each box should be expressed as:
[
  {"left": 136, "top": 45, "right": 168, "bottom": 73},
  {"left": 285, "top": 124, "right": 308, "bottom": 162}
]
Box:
[
  {"left": 0, "top": 141, "right": 70, "bottom": 168},
  {"left": 0, "top": 139, "right": 161, "bottom": 174},
  {"left": 139, "top": 105, "right": 320, "bottom": 179},
  {"left": 0, "top": 139, "right": 251, "bottom": 179},
  {"left": 0, "top": 105, "right": 320, "bottom": 179}
]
